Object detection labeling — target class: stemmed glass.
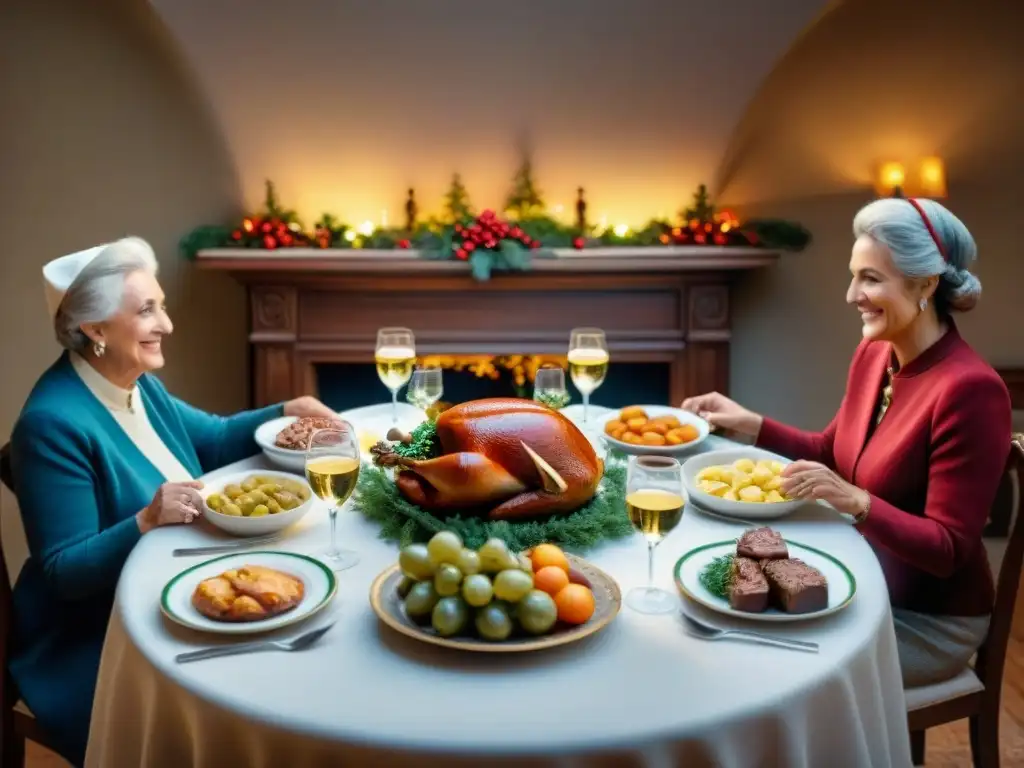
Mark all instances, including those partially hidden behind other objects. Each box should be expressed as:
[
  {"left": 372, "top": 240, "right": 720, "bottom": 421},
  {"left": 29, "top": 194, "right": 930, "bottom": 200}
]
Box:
[
  {"left": 533, "top": 367, "right": 570, "bottom": 410},
  {"left": 625, "top": 455, "right": 685, "bottom": 614},
  {"left": 568, "top": 327, "right": 608, "bottom": 426},
  {"left": 375, "top": 327, "right": 416, "bottom": 424},
  {"left": 407, "top": 366, "right": 444, "bottom": 413},
  {"left": 305, "top": 425, "right": 362, "bottom": 572}
]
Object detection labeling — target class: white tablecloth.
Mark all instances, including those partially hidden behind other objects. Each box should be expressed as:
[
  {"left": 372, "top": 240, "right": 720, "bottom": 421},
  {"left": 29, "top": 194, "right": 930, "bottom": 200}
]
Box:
[{"left": 85, "top": 405, "right": 912, "bottom": 768}]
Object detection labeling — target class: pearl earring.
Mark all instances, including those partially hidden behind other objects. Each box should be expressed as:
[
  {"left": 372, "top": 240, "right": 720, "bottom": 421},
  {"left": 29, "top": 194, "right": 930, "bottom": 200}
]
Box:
[
  {"left": 919, "top": 298, "right": 928, "bottom": 312},
  {"left": 93, "top": 341, "right": 106, "bottom": 358}
]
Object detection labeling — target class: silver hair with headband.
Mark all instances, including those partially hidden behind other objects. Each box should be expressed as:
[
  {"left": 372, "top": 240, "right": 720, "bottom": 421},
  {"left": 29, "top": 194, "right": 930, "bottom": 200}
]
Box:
[{"left": 852, "top": 197, "right": 982, "bottom": 314}]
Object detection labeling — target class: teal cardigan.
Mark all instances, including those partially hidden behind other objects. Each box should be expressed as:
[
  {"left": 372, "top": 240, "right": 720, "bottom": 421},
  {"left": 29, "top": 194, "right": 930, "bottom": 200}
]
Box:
[{"left": 8, "top": 352, "right": 283, "bottom": 765}]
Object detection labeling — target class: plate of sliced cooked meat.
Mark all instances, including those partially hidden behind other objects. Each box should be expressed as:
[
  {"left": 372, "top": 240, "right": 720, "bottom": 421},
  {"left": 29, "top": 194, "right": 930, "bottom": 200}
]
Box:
[{"left": 673, "top": 526, "right": 856, "bottom": 622}]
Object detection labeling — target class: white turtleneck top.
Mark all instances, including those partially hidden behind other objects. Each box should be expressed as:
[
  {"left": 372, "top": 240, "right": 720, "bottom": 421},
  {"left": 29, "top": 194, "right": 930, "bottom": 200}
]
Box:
[{"left": 70, "top": 353, "right": 194, "bottom": 483}]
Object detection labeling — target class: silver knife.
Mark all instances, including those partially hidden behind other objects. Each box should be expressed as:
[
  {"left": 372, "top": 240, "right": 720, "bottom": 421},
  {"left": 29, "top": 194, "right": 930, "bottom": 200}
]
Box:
[{"left": 173, "top": 535, "right": 281, "bottom": 556}]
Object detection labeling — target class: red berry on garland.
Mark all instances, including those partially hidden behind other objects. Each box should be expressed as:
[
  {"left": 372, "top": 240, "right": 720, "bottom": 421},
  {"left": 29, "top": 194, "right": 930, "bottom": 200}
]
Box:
[
  {"left": 397, "top": 239, "right": 411, "bottom": 249},
  {"left": 484, "top": 239, "right": 497, "bottom": 249},
  {"left": 231, "top": 229, "right": 243, "bottom": 241},
  {"left": 280, "top": 233, "right": 294, "bottom": 246},
  {"left": 712, "top": 233, "right": 728, "bottom": 246},
  {"left": 530, "top": 241, "right": 541, "bottom": 250},
  {"left": 455, "top": 248, "right": 469, "bottom": 260},
  {"left": 694, "top": 233, "right": 707, "bottom": 244},
  {"left": 573, "top": 237, "right": 585, "bottom": 249},
  {"left": 263, "top": 235, "right": 278, "bottom": 249},
  {"left": 511, "top": 227, "right": 523, "bottom": 238},
  {"left": 463, "top": 241, "right": 476, "bottom": 252},
  {"left": 261, "top": 221, "right": 273, "bottom": 234}
]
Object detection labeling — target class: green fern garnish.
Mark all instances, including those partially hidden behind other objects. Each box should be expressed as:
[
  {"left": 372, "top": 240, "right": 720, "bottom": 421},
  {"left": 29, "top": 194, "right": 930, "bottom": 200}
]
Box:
[
  {"left": 699, "top": 554, "right": 736, "bottom": 599},
  {"left": 391, "top": 420, "right": 441, "bottom": 460}
]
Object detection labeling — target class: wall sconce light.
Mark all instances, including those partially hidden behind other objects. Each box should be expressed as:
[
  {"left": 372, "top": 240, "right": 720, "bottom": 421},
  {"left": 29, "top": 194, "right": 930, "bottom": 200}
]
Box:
[
  {"left": 875, "top": 158, "right": 947, "bottom": 199},
  {"left": 918, "top": 156, "right": 947, "bottom": 198},
  {"left": 876, "top": 162, "right": 906, "bottom": 197}
]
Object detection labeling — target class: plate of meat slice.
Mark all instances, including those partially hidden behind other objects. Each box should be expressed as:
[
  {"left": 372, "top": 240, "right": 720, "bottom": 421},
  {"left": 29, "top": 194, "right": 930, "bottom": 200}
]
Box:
[{"left": 673, "top": 526, "right": 856, "bottom": 622}]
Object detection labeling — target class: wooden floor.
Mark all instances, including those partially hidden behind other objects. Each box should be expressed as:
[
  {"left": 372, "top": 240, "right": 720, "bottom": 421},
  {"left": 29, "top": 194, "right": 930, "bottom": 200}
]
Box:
[{"left": 21, "top": 635, "right": 1024, "bottom": 767}]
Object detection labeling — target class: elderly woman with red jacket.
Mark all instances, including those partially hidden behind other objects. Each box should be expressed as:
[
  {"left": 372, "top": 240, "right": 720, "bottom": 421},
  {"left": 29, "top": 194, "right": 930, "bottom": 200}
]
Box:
[{"left": 684, "top": 198, "right": 1011, "bottom": 687}]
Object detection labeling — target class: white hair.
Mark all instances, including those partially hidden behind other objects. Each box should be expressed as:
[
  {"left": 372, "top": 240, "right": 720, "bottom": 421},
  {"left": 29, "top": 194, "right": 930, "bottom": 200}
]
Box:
[
  {"left": 852, "top": 198, "right": 981, "bottom": 314},
  {"left": 54, "top": 236, "right": 160, "bottom": 352}
]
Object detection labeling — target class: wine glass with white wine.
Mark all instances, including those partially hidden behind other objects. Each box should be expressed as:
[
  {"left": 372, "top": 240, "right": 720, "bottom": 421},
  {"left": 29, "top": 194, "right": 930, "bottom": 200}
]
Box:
[
  {"left": 305, "top": 425, "right": 362, "bottom": 572},
  {"left": 625, "top": 455, "right": 685, "bottom": 614},
  {"left": 375, "top": 327, "right": 416, "bottom": 424},
  {"left": 533, "top": 367, "right": 570, "bottom": 410},
  {"left": 568, "top": 327, "right": 609, "bottom": 426},
  {"left": 407, "top": 365, "right": 444, "bottom": 413}
]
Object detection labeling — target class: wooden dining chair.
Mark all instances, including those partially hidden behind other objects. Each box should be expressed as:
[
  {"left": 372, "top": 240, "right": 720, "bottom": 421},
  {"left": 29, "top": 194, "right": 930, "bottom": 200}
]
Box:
[
  {"left": 906, "top": 434, "right": 1024, "bottom": 768},
  {"left": 0, "top": 441, "right": 62, "bottom": 767}
]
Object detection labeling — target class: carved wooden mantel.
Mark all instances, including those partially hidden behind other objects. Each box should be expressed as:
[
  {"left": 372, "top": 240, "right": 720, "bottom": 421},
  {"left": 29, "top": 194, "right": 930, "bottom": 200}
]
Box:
[{"left": 194, "top": 247, "right": 780, "bottom": 407}]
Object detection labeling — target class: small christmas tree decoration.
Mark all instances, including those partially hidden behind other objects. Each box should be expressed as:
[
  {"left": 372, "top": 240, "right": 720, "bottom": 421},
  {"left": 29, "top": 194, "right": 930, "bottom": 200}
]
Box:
[
  {"left": 681, "top": 183, "right": 715, "bottom": 224},
  {"left": 443, "top": 173, "right": 474, "bottom": 223},
  {"left": 504, "top": 156, "right": 545, "bottom": 219}
]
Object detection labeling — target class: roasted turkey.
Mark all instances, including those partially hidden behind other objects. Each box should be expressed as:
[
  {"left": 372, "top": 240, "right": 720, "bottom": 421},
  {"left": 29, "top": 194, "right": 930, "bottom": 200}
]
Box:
[{"left": 374, "top": 398, "right": 604, "bottom": 520}]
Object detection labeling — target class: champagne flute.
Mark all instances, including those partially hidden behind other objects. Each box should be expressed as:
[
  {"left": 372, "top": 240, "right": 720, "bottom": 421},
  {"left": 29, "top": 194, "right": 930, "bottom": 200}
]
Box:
[
  {"left": 625, "top": 455, "right": 685, "bottom": 614},
  {"left": 375, "top": 327, "right": 416, "bottom": 424},
  {"left": 407, "top": 366, "right": 444, "bottom": 412},
  {"left": 533, "top": 367, "right": 570, "bottom": 410},
  {"left": 568, "top": 327, "right": 609, "bottom": 425},
  {"left": 305, "top": 425, "right": 362, "bottom": 572}
]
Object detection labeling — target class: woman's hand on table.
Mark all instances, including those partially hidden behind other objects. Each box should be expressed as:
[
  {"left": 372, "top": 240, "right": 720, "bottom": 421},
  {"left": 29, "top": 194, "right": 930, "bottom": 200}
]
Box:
[
  {"left": 136, "top": 481, "right": 206, "bottom": 534},
  {"left": 284, "top": 396, "right": 338, "bottom": 420},
  {"left": 680, "top": 392, "right": 763, "bottom": 437},
  {"left": 781, "top": 461, "right": 870, "bottom": 518}
]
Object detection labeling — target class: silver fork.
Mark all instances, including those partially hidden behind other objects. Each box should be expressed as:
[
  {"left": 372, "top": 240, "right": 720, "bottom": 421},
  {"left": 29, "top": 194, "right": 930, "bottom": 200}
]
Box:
[
  {"left": 175, "top": 622, "right": 335, "bottom": 664},
  {"left": 680, "top": 611, "right": 819, "bottom": 653}
]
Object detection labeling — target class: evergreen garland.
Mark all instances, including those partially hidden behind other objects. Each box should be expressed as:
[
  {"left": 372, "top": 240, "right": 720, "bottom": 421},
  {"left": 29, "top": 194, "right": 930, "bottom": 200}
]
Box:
[{"left": 354, "top": 460, "right": 631, "bottom": 552}]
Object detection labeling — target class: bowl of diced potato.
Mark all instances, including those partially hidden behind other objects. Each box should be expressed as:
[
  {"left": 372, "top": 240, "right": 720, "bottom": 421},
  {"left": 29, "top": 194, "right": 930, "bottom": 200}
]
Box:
[
  {"left": 200, "top": 470, "right": 316, "bottom": 537},
  {"left": 681, "top": 448, "right": 804, "bottom": 520},
  {"left": 601, "top": 405, "right": 710, "bottom": 456}
]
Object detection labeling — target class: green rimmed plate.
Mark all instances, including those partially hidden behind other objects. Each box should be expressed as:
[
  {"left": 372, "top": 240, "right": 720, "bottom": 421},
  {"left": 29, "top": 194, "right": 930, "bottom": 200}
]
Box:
[
  {"left": 673, "top": 539, "right": 857, "bottom": 622},
  {"left": 160, "top": 551, "right": 338, "bottom": 634}
]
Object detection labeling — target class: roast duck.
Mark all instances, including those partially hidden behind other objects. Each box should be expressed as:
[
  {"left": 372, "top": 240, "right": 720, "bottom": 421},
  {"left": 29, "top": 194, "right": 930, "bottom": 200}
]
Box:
[{"left": 372, "top": 398, "right": 604, "bottom": 521}]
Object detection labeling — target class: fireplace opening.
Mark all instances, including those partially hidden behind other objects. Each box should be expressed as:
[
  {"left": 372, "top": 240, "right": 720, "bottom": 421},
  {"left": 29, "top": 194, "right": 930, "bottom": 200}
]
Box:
[{"left": 314, "top": 356, "right": 671, "bottom": 414}]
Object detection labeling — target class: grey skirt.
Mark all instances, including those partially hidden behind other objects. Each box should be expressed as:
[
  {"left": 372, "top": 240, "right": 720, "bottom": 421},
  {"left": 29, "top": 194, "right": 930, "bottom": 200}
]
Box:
[{"left": 893, "top": 607, "right": 990, "bottom": 688}]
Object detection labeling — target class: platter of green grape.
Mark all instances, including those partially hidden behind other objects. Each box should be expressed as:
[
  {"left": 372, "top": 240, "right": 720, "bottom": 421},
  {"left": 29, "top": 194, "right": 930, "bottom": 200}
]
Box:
[{"left": 369, "top": 531, "right": 622, "bottom": 652}]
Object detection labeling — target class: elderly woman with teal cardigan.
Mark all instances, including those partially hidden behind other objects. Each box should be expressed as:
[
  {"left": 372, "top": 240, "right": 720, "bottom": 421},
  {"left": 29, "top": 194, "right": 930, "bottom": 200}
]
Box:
[{"left": 9, "top": 237, "right": 337, "bottom": 767}]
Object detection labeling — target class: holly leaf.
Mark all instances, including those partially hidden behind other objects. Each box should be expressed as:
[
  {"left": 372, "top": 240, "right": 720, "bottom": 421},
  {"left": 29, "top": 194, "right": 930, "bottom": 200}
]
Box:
[
  {"left": 469, "top": 250, "right": 492, "bottom": 281},
  {"left": 497, "top": 239, "right": 531, "bottom": 272}
]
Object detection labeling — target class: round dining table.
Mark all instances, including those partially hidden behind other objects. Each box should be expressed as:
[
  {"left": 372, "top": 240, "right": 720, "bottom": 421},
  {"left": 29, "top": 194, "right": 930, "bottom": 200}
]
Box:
[{"left": 84, "top": 404, "right": 912, "bottom": 768}]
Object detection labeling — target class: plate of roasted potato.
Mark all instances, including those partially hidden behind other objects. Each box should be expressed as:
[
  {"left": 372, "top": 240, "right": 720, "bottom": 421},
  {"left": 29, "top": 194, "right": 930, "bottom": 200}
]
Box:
[
  {"left": 681, "top": 448, "right": 804, "bottom": 520},
  {"left": 601, "top": 405, "right": 710, "bottom": 455}
]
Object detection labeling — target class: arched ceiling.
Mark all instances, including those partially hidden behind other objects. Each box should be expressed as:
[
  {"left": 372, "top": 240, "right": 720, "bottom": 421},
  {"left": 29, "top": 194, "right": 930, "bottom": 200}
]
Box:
[{"left": 150, "top": 0, "right": 832, "bottom": 226}]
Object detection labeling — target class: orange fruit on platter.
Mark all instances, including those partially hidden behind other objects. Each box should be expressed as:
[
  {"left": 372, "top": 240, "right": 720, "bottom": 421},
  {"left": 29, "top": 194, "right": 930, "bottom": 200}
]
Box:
[
  {"left": 554, "top": 583, "right": 596, "bottom": 625},
  {"left": 534, "top": 565, "right": 570, "bottom": 596},
  {"left": 531, "top": 543, "right": 570, "bottom": 574}
]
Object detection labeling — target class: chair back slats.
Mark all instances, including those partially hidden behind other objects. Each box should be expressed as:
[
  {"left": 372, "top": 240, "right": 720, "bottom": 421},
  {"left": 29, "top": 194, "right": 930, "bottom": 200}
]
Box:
[{"left": 975, "top": 434, "right": 1024, "bottom": 689}]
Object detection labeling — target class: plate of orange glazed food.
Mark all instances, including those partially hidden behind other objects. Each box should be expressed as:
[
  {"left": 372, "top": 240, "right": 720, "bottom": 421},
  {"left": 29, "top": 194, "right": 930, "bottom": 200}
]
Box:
[
  {"left": 160, "top": 552, "right": 337, "bottom": 634},
  {"left": 601, "top": 405, "right": 710, "bottom": 456}
]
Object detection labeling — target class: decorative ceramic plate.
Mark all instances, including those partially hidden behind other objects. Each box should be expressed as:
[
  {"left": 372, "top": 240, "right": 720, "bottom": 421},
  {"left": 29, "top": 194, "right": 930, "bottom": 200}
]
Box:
[
  {"left": 600, "top": 405, "right": 710, "bottom": 456},
  {"left": 160, "top": 551, "right": 337, "bottom": 635},
  {"left": 673, "top": 539, "right": 856, "bottom": 623},
  {"left": 369, "top": 554, "right": 621, "bottom": 652}
]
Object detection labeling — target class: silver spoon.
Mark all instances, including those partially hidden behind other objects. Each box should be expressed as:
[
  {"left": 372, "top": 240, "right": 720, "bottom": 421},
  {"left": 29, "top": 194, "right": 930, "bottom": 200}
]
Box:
[
  {"left": 176, "top": 622, "right": 336, "bottom": 664},
  {"left": 680, "top": 611, "right": 819, "bottom": 653}
]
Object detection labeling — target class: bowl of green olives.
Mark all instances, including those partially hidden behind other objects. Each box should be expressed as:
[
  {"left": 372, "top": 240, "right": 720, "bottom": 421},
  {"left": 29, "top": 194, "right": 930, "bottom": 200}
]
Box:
[{"left": 201, "top": 470, "right": 315, "bottom": 536}]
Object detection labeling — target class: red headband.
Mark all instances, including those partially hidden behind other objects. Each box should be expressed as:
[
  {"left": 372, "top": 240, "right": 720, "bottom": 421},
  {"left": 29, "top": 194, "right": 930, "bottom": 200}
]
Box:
[{"left": 906, "top": 198, "right": 949, "bottom": 263}]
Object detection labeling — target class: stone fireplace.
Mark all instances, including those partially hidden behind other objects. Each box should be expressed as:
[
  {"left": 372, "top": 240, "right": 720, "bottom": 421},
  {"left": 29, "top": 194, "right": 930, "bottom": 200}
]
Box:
[{"left": 194, "top": 246, "right": 779, "bottom": 409}]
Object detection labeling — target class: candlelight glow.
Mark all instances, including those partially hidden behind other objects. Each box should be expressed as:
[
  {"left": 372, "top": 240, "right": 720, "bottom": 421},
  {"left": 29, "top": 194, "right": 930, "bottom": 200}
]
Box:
[
  {"left": 918, "top": 157, "right": 947, "bottom": 198},
  {"left": 876, "top": 162, "right": 906, "bottom": 196}
]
